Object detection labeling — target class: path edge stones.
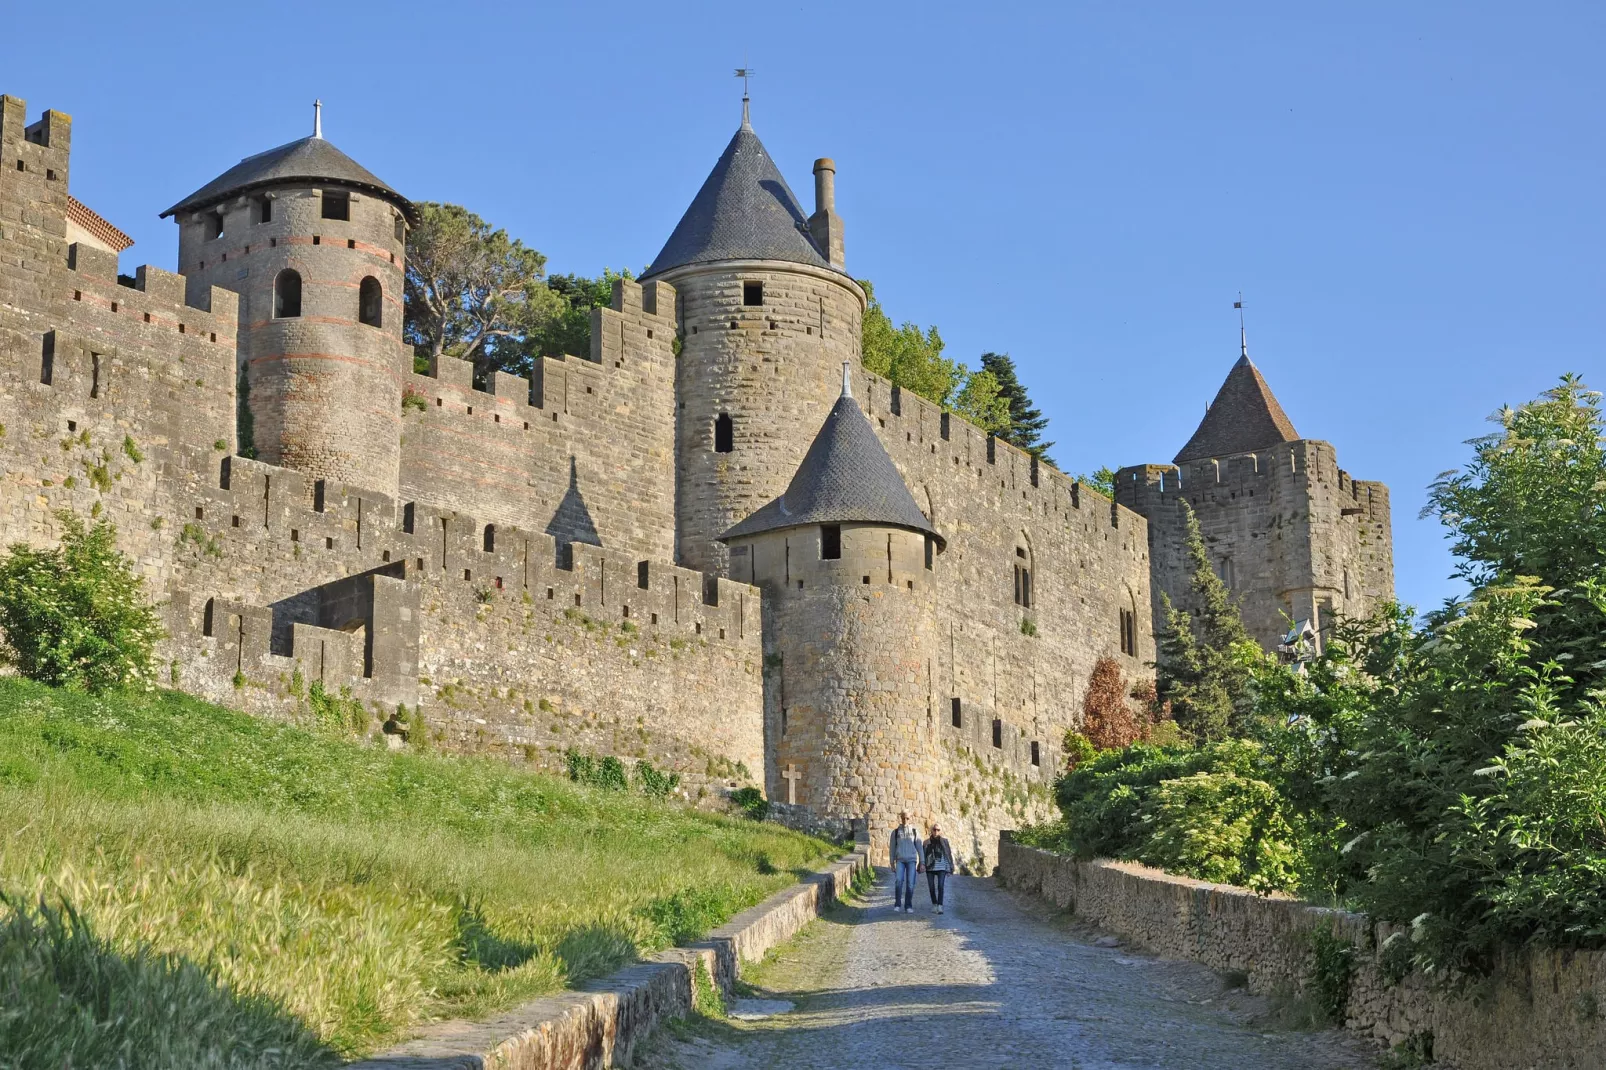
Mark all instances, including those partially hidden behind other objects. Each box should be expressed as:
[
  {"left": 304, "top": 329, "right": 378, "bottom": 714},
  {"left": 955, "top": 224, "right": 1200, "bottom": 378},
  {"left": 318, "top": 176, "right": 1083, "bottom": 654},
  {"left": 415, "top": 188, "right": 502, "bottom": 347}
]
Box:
[{"left": 349, "top": 847, "right": 871, "bottom": 1070}]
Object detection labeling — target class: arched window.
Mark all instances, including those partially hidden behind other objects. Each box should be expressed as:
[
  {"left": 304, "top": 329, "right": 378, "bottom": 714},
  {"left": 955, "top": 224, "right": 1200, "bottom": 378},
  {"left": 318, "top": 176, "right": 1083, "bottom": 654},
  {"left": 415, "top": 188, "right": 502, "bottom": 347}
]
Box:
[
  {"left": 358, "top": 276, "right": 383, "bottom": 327},
  {"left": 483, "top": 524, "right": 496, "bottom": 552},
  {"left": 274, "top": 269, "right": 302, "bottom": 318},
  {"left": 714, "top": 412, "right": 733, "bottom": 453},
  {"left": 1013, "top": 542, "right": 1032, "bottom": 608}
]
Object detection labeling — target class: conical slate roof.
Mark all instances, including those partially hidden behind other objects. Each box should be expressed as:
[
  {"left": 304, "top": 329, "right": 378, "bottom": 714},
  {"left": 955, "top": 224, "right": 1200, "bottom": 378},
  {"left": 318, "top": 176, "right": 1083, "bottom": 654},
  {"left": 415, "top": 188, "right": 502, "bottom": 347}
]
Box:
[
  {"left": 162, "top": 136, "right": 416, "bottom": 222},
  {"left": 720, "top": 378, "right": 942, "bottom": 546},
  {"left": 1174, "top": 355, "right": 1300, "bottom": 464},
  {"left": 644, "top": 117, "right": 836, "bottom": 278}
]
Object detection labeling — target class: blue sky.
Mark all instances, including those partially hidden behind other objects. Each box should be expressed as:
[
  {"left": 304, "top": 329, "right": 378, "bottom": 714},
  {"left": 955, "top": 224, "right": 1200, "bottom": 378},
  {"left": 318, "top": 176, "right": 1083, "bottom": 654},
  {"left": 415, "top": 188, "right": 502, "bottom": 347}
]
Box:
[{"left": 10, "top": 1, "right": 1602, "bottom": 612}]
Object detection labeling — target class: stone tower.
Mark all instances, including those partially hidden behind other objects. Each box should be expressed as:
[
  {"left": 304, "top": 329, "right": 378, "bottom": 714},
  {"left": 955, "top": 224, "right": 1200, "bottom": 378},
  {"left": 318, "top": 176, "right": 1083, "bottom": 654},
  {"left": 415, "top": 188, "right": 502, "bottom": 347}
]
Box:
[
  {"left": 644, "top": 104, "right": 865, "bottom": 575},
  {"left": 1117, "top": 347, "right": 1393, "bottom": 650},
  {"left": 722, "top": 367, "right": 944, "bottom": 862},
  {"left": 164, "top": 105, "right": 416, "bottom": 497}
]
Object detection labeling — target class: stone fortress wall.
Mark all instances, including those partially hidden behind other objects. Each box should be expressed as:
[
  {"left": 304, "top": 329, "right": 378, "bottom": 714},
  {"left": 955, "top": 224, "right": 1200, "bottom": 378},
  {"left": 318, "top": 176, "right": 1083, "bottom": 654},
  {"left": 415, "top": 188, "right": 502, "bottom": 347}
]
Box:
[
  {"left": 0, "top": 95, "right": 763, "bottom": 790},
  {"left": 1115, "top": 441, "right": 1393, "bottom": 649}
]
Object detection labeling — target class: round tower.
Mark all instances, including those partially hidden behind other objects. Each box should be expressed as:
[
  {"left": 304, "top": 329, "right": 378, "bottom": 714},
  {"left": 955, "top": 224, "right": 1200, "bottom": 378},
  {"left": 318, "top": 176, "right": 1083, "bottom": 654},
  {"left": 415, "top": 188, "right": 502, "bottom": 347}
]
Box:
[
  {"left": 644, "top": 105, "right": 865, "bottom": 575},
  {"left": 164, "top": 102, "right": 416, "bottom": 497},
  {"left": 722, "top": 368, "right": 945, "bottom": 862}
]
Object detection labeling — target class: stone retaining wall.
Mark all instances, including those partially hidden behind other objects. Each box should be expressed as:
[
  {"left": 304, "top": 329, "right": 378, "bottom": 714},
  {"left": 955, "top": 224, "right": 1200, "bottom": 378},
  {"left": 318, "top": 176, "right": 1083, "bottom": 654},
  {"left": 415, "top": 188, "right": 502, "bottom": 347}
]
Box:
[
  {"left": 997, "top": 839, "right": 1606, "bottom": 1069},
  {"left": 352, "top": 847, "right": 870, "bottom": 1070}
]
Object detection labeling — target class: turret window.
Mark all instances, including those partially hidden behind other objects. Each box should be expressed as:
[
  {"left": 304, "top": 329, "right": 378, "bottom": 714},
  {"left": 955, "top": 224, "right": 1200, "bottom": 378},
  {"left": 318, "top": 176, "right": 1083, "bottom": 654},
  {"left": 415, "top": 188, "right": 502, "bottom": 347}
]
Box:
[
  {"left": 204, "top": 211, "right": 224, "bottom": 241},
  {"left": 925, "top": 535, "right": 934, "bottom": 570},
  {"left": 358, "top": 276, "right": 383, "bottom": 327},
  {"left": 254, "top": 196, "right": 272, "bottom": 224},
  {"left": 820, "top": 524, "right": 841, "bottom": 560},
  {"left": 321, "top": 191, "right": 350, "bottom": 221},
  {"left": 714, "top": 412, "right": 733, "bottom": 453},
  {"left": 743, "top": 281, "right": 764, "bottom": 306},
  {"left": 273, "top": 269, "right": 302, "bottom": 318}
]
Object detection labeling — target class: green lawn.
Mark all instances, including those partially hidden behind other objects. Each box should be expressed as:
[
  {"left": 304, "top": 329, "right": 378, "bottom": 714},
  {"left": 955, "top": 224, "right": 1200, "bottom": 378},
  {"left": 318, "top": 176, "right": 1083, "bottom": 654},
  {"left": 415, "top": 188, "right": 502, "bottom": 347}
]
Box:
[{"left": 0, "top": 678, "right": 833, "bottom": 1065}]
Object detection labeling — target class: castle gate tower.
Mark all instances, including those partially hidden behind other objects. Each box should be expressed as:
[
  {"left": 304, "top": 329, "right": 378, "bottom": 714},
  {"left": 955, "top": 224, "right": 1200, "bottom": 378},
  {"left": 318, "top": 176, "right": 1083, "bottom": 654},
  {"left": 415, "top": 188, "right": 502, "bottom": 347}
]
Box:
[
  {"left": 723, "top": 367, "right": 944, "bottom": 863},
  {"left": 1116, "top": 345, "right": 1393, "bottom": 650},
  {"left": 644, "top": 103, "right": 864, "bottom": 575},
  {"left": 164, "top": 104, "right": 417, "bottom": 497}
]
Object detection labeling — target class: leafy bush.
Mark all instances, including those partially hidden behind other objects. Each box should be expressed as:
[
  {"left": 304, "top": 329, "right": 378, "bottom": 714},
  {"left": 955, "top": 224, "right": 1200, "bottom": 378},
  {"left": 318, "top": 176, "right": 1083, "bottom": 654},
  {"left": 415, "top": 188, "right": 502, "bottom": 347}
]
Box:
[
  {"left": 730, "top": 786, "right": 769, "bottom": 821},
  {"left": 0, "top": 513, "right": 164, "bottom": 690},
  {"left": 634, "top": 759, "right": 681, "bottom": 798},
  {"left": 564, "top": 749, "right": 629, "bottom": 792},
  {"left": 1134, "top": 771, "right": 1306, "bottom": 893}
]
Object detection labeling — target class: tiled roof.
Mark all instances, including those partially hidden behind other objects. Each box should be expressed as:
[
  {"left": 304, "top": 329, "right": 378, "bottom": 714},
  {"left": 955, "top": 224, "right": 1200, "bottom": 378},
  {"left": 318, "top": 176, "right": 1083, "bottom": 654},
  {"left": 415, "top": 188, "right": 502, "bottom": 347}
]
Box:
[
  {"left": 162, "top": 136, "right": 416, "bottom": 222},
  {"left": 66, "top": 196, "right": 133, "bottom": 252},
  {"left": 721, "top": 387, "right": 942, "bottom": 545},
  {"left": 1174, "top": 356, "right": 1300, "bottom": 464},
  {"left": 644, "top": 119, "right": 838, "bottom": 278}
]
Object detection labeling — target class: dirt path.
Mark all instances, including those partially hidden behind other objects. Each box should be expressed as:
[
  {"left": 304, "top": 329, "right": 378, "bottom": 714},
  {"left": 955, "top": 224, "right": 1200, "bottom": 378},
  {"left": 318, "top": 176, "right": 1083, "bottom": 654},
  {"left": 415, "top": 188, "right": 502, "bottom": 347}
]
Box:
[{"left": 647, "top": 871, "right": 1378, "bottom": 1069}]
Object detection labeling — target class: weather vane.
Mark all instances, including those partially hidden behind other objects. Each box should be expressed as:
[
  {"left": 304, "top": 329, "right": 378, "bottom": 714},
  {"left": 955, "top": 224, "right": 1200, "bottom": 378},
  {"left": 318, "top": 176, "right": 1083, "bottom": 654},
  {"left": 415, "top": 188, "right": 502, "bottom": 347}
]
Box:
[
  {"left": 1234, "top": 292, "right": 1248, "bottom": 358},
  {"left": 735, "top": 65, "right": 754, "bottom": 125}
]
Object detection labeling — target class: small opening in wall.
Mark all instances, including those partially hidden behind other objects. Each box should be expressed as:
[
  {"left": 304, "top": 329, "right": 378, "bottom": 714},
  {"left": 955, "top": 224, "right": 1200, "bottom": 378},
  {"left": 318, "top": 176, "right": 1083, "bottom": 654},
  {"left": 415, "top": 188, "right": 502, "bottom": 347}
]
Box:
[
  {"left": 695, "top": 622, "right": 702, "bottom": 635},
  {"left": 862, "top": 575, "right": 870, "bottom": 584},
  {"left": 1031, "top": 741, "right": 1041, "bottom": 766},
  {"left": 402, "top": 502, "right": 415, "bottom": 534},
  {"left": 358, "top": 277, "right": 383, "bottom": 327},
  {"left": 204, "top": 212, "right": 223, "bottom": 241},
  {"left": 743, "top": 281, "right": 764, "bottom": 306},
  {"left": 312, "top": 235, "right": 321, "bottom": 246},
  {"left": 951, "top": 697, "right": 962, "bottom": 728},
  {"left": 46, "top": 169, "right": 56, "bottom": 181},
  {"left": 73, "top": 290, "right": 81, "bottom": 301},
  {"left": 714, "top": 412, "right": 733, "bottom": 453},
  {"left": 992, "top": 719, "right": 1003, "bottom": 748},
  {"left": 622, "top": 605, "right": 630, "bottom": 618},
  {"left": 347, "top": 239, "right": 356, "bottom": 250},
  {"left": 651, "top": 612, "right": 658, "bottom": 625},
  {"left": 463, "top": 569, "right": 472, "bottom": 581},
  {"left": 647, "top": 329, "right": 654, "bottom": 340},
  {"left": 718, "top": 627, "right": 725, "bottom": 639},
  {"left": 274, "top": 270, "right": 302, "bottom": 318},
  {"left": 495, "top": 577, "right": 503, "bottom": 589},
  {"left": 381, "top": 550, "right": 390, "bottom": 562},
  {"left": 255, "top": 196, "right": 272, "bottom": 224},
  {"left": 546, "top": 587, "right": 554, "bottom": 600},
  {"left": 575, "top": 593, "right": 582, "bottom": 606},
  {"left": 729, "top": 320, "right": 738, "bottom": 330},
  {"left": 906, "top": 580, "right": 913, "bottom": 589},
  {"left": 326, "top": 536, "right": 335, "bottom": 550},
  {"left": 321, "top": 191, "right": 350, "bottom": 220},
  {"left": 820, "top": 524, "right": 841, "bottom": 560},
  {"left": 66, "top": 420, "right": 76, "bottom": 432},
  {"left": 231, "top": 515, "right": 241, "bottom": 528},
  {"left": 291, "top": 529, "right": 299, "bottom": 542},
  {"left": 482, "top": 524, "right": 496, "bottom": 552},
  {"left": 15, "top": 160, "right": 22, "bottom": 171},
  {"left": 39, "top": 332, "right": 54, "bottom": 385},
  {"left": 925, "top": 535, "right": 934, "bottom": 570},
  {"left": 195, "top": 507, "right": 204, "bottom": 520},
  {"left": 769, "top": 320, "right": 777, "bottom": 331}
]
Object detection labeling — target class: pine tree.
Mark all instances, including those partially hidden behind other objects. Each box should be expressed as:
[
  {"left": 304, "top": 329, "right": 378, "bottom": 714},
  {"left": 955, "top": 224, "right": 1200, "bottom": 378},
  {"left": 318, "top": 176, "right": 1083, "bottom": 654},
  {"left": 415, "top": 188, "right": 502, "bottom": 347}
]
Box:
[
  {"left": 1154, "top": 503, "right": 1254, "bottom": 743},
  {"left": 980, "top": 352, "right": 1054, "bottom": 459}
]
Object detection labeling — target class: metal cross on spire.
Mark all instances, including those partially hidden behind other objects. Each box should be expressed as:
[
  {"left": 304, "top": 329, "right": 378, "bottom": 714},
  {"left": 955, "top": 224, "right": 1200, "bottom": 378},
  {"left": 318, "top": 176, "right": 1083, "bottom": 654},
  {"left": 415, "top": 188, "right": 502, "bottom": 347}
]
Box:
[
  {"left": 735, "top": 65, "right": 754, "bottom": 125},
  {"left": 1234, "top": 292, "right": 1248, "bottom": 359}
]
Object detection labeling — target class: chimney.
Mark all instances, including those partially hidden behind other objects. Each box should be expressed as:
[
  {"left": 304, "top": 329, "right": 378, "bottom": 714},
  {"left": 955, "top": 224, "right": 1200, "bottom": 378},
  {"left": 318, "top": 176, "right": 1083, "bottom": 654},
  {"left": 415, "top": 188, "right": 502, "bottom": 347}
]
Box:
[{"left": 808, "top": 157, "right": 844, "bottom": 270}]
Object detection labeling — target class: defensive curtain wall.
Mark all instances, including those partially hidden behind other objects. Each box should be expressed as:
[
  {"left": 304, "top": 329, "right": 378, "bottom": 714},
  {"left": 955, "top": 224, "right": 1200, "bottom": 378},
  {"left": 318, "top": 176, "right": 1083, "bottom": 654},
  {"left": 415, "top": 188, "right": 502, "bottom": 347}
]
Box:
[{"left": 0, "top": 96, "right": 762, "bottom": 790}]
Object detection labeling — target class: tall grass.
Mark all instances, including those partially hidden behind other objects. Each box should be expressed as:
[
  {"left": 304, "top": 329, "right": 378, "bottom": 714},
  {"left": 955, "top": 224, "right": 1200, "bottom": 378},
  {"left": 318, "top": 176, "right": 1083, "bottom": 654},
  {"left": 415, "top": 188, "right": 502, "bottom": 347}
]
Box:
[{"left": 0, "top": 679, "right": 833, "bottom": 1059}]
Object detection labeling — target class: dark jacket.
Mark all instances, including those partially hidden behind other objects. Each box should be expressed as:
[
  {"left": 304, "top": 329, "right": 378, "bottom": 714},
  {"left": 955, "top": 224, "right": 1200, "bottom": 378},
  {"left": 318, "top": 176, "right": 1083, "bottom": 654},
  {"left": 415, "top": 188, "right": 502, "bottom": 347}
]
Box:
[{"left": 924, "top": 835, "right": 955, "bottom": 873}]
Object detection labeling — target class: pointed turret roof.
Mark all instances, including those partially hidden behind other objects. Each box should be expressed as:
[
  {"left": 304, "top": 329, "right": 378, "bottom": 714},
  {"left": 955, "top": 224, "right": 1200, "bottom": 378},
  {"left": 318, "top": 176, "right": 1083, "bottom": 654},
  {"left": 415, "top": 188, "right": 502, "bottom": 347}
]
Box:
[
  {"left": 644, "top": 115, "right": 836, "bottom": 278},
  {"left": 1173, "top": 356, "right": 1300, "bottom": 464},
  {"left": 162, "top": 135, "right": 416, "bottom": 223},
  {"left": 721, "top": 368, "right": 942, "bottom": 545}
]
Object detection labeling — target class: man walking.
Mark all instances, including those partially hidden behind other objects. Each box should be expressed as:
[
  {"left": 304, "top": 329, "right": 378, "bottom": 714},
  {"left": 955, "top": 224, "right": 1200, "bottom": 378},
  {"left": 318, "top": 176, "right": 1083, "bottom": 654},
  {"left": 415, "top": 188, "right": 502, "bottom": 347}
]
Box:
[{"left": 889, "top": 811, "right": 923, "bottom": 914}]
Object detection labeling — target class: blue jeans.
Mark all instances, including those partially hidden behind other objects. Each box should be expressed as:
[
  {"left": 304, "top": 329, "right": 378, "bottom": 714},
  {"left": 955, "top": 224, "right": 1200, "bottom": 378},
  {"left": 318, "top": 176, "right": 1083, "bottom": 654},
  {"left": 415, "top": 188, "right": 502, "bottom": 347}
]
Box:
[
  {"left": 893, "top": 860, "right": 919, "bottom": 909},
  {"left": 927, "top": 870, "right": 948, "bottom": 906}
]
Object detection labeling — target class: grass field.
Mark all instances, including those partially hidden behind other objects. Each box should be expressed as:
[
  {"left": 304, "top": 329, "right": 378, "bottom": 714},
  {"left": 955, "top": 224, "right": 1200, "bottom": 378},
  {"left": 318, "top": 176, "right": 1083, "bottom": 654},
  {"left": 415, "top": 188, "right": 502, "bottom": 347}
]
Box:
[{"left": 0, "top": 678, "right": 835, "bottom": 1066}]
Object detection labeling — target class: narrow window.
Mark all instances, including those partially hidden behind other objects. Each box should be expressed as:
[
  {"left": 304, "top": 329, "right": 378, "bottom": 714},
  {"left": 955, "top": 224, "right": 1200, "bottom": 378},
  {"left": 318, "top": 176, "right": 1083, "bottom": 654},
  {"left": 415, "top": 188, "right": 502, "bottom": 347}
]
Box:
[
  {"left": 780, "top": 708, "right": 788, "bottom": 736},
  {"left": 274, "top": 269, "right": 302, "bottom": 318},
  {"left": 714, "top": 412, "right": 734, "bottom": 453},
  {"left": 358, "top": 276, "right": 383, "bottom": 327},
  {"left": 1120, "top": 608, "right": 1137, "bottom": 656},
  {"left": 255, "top": 195, "right": 272, "bottom": 224},
  {"left": 951, "top": 697, "right": 962, "bottom": 728},
  {"left": 992, "top": 718, "right": 1003, "bottom": 749},
  {"left": 39, "top": 332, "right": 54, "bottom": 385},
  {"left": 924, "top": 535, "right": 934, "bottom": 571},
  {"left": 394, "top": 215, "right": 406, "bottom": 243},
  {"left": 483, "top": 524, "right": 496, "bottom": 552},
  {"left": 402, "top": 502, "right": 416, "bottom": 534},
  {"left": 204, "top": 211, "right": 223, "bottom": 240},
  {"left": 1031, "top": 741, "right": 1041, "bottom": 766},
  {"left": 321, "top": 191, "right": 350, "bottom": 220},
  {"left": 743, "top": 281, "right": 763, "bottom": 306},
  {"left": 90, "top": 352, "right": 101, "bottom": 398},
  {"left": 820, "top": 524, "right": 841, "bottom": 560}
]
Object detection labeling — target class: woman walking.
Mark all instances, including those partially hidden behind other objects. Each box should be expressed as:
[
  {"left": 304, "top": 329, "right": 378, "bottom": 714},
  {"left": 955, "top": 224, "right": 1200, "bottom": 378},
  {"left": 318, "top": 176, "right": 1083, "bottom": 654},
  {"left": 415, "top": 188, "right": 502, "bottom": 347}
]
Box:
[{"left": 924, "top": 823, "right": 955, "bottom": 913}]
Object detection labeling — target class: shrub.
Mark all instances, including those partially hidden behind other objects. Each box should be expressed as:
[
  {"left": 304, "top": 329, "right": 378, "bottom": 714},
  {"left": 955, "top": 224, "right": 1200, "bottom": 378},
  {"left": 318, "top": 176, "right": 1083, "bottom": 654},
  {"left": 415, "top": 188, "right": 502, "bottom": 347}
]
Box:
[
  {"left": 1134, "top": 770, "right": 1306, "bottom": 893},
  {"left": 1081, "top": 656, "right": 1141, "bottom": 750},
  {"left": 634, "top": 759, "right": 681, "bottom": 798},
  {"left": 0, "top": 514, "right": 164, "bottom": 690},
  {"left": 730, "top": 786, "right": 769, "bottom": 821}
]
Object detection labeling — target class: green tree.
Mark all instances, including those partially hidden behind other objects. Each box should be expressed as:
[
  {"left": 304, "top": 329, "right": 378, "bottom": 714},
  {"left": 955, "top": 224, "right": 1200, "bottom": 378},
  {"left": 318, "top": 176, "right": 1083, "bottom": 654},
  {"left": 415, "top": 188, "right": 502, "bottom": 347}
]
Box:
[
  {"left": 523, "top": 269, "right": 635, "bottom": 363},
  {"left": 403, "top": 202, "right": 562, "bottom": 384},
  {"left": 0, "top": 514, "right": 164, "bottom": 690},
  {"left": 858, "top": 280, "right": 1011, "bottom": 434},
  {"left": 1074, "top": 467, "right": 1116, "bottom": 498},
  {"left": 980, "top": 352, "right": 1054, "bottom": 460},
  {"left": 1154, "top": 503, "right": 1255, "bottom": 743}
]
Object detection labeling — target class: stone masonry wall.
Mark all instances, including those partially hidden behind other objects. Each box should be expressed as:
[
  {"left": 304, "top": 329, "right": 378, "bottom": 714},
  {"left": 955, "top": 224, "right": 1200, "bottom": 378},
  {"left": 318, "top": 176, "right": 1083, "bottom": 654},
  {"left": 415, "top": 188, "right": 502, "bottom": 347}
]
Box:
[
  {"left": 669, "top": 262, "right": 865, "bottom": 576},
  {"left": 999, "top": 840, "right": 1606, "bottom": 1069},
  {"left": 1115, "top": 441, "right": 1393, "bottom": 650},
  {"left": 853, "top": 369, "right": 1154, "bottom": 868},
  {"left": 0, "top": 95, "right": 760, "bottom": 794}
]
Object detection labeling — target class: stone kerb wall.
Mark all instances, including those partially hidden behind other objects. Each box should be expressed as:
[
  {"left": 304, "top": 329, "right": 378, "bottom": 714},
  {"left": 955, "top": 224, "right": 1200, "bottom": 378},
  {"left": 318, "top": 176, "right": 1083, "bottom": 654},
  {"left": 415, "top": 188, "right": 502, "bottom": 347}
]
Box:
[
  {"left": 1116, "top": 440, "right": 1393, "bottom": 650},
  {"left": 399, "top": 279, "right": 677, "bottom": 564},
  {"left": 851, "top": 367, "right": 1154, "bottom": 862},
  {"left": 998, "top": 840, "right": 1606, "bottom": 1069}
]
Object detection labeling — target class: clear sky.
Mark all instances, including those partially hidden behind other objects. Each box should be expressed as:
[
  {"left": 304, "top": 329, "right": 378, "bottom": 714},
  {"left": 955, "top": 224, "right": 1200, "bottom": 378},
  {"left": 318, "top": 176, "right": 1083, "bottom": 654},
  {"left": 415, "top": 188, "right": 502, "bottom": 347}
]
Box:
[{"left": 9, "top": 1, "right": 1602, "bottom": 613}]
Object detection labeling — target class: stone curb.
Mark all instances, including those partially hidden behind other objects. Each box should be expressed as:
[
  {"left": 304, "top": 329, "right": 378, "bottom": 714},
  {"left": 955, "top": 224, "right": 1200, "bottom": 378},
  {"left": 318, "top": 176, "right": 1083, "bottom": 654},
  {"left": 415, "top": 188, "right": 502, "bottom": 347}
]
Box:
[{"left": 350, "top": 847, "right": 870, "bottom": 1070}]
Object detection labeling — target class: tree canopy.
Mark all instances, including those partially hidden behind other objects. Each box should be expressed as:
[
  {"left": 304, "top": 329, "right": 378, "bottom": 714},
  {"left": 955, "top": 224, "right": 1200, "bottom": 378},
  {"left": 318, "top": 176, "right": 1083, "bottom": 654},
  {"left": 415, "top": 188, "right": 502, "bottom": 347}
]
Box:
[
  {"left": 981, "top": 352, "right": 1054, "bottom": 461},
  {"left": 859, "top": 280, "right": 1010, "bottom": 434},
  {"left": 403, "top": 202, "right": 562, "bottom": 383}
]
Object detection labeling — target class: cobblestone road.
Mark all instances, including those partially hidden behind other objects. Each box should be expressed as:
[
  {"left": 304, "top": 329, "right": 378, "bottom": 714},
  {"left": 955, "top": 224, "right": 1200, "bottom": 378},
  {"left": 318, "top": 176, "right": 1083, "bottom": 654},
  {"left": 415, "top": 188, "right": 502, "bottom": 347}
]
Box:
[{"left": 648, "top": 871, "right": 1378, "bottom": 1069}]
